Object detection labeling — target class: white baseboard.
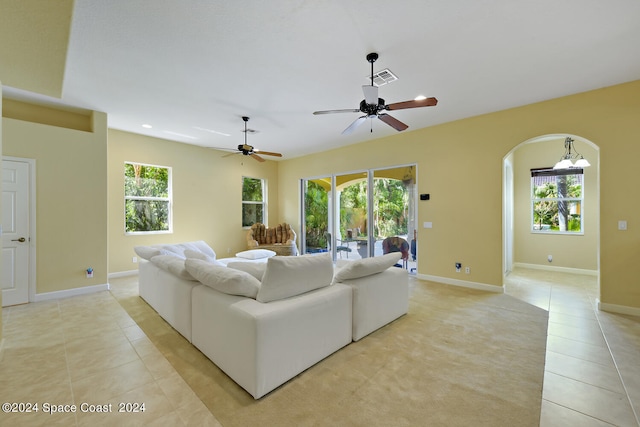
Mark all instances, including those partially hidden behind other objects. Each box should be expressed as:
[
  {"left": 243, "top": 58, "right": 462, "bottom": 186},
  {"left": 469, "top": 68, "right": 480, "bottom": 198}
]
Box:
[
  {"left": 416, "top": 274, "right": 504, "bottom": 293},
  {"left": 108, "top": 270, "right": 138, "bottom": 279},
  {"left": 597, "top": 300, "right": 640, "bottom": 317},
  {"left": 34, "top": 283, "right": 110, "bottom": 303},
  {"left": 513, "top": 262, "right": 598, "bottom": 276}
]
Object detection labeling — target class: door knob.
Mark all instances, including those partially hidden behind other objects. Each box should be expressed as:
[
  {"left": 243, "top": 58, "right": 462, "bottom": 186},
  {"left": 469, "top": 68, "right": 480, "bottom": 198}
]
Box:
[{"left": 11, "top": 237, "right": 26, "bottom": 242}]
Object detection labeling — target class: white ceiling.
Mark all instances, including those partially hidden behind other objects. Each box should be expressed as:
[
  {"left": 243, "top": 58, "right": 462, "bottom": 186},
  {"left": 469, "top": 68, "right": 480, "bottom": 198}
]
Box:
[{"left": 5, "top": 0, "right": 640, "bottom": 159}]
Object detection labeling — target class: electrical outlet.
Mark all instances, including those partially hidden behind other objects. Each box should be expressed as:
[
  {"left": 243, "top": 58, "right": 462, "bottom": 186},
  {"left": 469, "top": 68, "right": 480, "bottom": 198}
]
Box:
[
  {"left": 455, "top": 262, "right": 461, "bottom": 273},
  {"left": 465, "top": 267, "right": 470, "bottom": 274},
  {"left": 132, "top": 256, "right": 138, "bottom": 263}
]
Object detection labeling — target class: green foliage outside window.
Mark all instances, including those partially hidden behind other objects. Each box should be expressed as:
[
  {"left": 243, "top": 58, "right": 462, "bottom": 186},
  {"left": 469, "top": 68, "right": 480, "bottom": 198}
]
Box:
[
  {"left": 305, "top": 177, "right": 409, "bottom": 249},
  {"left": 532, "top": 171, "right": 583, "bottom": 232},
  {"left": 305, "top": 181, "right": 329, "bottom": 249},
  {"left": 125, "top": 163, "right": 170, "bottom": 233},
  {"left": 242, "top": 177, "right": 265, "bottom": 227},
  {"left": 373, "top": 178, "right": 408, "bottom": 238}
]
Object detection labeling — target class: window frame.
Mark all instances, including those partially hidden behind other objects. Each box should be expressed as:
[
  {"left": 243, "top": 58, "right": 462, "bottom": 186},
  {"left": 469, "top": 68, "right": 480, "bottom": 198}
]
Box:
[
  {"left": 530, "top": 167, "right": 584, "bottom": 235},
  {"left": 242, "top": 176, "right": 267, "bottom": 228},
  {"left": 124, "top": 161, "right": 173, "bottom": 235}
]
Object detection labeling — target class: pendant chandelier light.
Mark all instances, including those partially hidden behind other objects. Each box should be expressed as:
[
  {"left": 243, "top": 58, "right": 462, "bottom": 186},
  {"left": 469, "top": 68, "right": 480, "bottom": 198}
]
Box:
[{"left": 553, "top": 137, "right": 590, "bottom": 169}]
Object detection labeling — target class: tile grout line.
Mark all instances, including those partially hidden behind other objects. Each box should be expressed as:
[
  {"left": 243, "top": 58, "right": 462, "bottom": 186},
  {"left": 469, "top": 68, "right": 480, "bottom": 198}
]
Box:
[
  {"left": 541, "top": 398, "right": 619, "bottom": 426},
  {"left": 593, "top": 308, "right": 640, "bottom": 427},
  {"left": 58, "top": 299, "right": 80, "bottom": 427}
]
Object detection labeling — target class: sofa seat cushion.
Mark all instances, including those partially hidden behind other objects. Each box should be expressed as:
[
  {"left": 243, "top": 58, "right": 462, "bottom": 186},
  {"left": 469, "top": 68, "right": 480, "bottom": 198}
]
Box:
[
  {"left": 334, "top": 252, "right": 401, "bottom": 281},
  {"left": 185, "top": 258, "right": 261, "bottom": 298},
  {"left": 257, "top": 253, "right": 333, "bottom": 303}
]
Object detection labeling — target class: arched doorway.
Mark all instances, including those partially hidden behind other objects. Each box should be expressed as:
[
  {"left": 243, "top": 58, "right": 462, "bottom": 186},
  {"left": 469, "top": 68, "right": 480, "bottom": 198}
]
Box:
[{"left": 503, "top": 134, "right": 600, "bottom": 290}]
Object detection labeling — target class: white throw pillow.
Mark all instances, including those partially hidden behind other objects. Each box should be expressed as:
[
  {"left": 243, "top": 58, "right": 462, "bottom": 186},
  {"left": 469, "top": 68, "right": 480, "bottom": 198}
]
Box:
[
  {"left": 183, "top": 249, "right": 222, "bottom": 265},
  {"left": 235, "top": 249, "right": 277, "bottom": 260},
  {"left": 185, "top": 258, "right": 261, "bottom": 298},
  {"left": 150, "top": 255, "right": 197, "bottom": 281},
  {"left": 334, "top": 252, "right": 402, "bottom": 282},
  {"left": 227, "top": 262, "right": 267, "bottom": 281},
  {"left": 256, "top": 253, "right": 333, "bottom": 303}
]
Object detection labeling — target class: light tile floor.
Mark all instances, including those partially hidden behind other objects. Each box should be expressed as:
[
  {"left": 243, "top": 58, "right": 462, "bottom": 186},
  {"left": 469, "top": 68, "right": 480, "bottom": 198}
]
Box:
[
  {"left": 505, "top": 267, "right": 640, "bottom": 426},
  {"left": 0, "top": 288, "right": 220, "bottom": 426},
  {"left": 1, "top": 268, "right": 638, "bottom": 426}
]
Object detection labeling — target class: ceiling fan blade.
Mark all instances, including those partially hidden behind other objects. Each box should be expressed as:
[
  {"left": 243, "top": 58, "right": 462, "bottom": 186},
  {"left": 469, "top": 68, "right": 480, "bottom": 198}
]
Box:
[
  {"left": 254, "top": 150, "right": 282, "bottom": 157},
  {"left": 250, "top": 153, "right": 266, "bottom": 162},
  {"left": 386, "top": 97, "right": 438, "bottom": 110},
  {"left": 342, "top": 116, "right": 367, "bottom": 135},
  {"left": 378, "top": 113, "right": 408, "bottom": 132},
  {"left": 362, "top": 85, "right": 378, "bottom": 105},
  {"left": 313, "top": 109, "right": 360, "bottom": 115},
  {"left": 222, "top": 151, "right": 241, "bottom": 158}
]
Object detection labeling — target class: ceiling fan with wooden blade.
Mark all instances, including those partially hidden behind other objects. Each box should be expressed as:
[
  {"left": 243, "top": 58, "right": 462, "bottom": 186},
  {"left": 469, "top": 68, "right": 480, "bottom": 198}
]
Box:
[
  {"left": 313, "top": 52, "right": 437, "bottom": 135},
  {"left": 216, "top": 116, "right": 283, "bottom": 162}
]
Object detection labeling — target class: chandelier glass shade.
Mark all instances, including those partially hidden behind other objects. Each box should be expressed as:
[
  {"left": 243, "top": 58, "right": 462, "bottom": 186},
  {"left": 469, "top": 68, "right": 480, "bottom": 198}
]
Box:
[{"left": 553, "top": 137, "right": 591, "bottom": 169}]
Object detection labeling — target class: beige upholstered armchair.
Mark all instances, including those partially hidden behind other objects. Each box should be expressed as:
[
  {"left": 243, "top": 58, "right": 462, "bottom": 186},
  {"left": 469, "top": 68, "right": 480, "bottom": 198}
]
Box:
[{"left": 246, "top": 223, "right": 298, "bottom": 256}]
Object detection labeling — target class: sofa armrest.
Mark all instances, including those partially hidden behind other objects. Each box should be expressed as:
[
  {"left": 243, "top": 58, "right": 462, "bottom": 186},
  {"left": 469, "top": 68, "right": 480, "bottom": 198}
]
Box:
[
  {"left": 191, "top": 283, "right": 352, "bottom": 398},
  {"left": 339, "top": 267, "right": 409, "bottom": 341}
]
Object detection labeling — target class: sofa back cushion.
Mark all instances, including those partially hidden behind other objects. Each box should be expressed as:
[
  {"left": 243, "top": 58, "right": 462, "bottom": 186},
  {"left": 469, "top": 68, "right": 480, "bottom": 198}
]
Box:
[
  {"left": 334, "top": 252, "right": 401, "bottom": 282},
  {"left": 134, "top": 241, "right": 216, "bottom": 261},
  {"left": 150, "top": 255, "right": 197, "bottom": 281},
  {"left": 184, "top": 249, "right": 222, "bottom": 265},
  {"left": 134, "top": 246, "right": 172, "bottom": 261},
  {"left": 227, "top": 262, "right": 267, "bottom": 281},
  {"left": 256, "top": 253, "right": 333, "bottom": 303},
  {"left": 185, "top": 258, "right": 261, "bottom": 298}
]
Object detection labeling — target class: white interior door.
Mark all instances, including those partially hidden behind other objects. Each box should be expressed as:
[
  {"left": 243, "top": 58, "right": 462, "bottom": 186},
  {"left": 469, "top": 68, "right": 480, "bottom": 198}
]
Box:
[{"left": 2, "top": 159, "right": 31, "bottom": 306}]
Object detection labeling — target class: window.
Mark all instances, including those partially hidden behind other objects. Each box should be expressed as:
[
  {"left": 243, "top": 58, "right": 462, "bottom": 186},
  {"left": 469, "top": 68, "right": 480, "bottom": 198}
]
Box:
[
  {"left": 531, "top": 168, "right": 583, "bottom": 233},
  {"left": 125, "top": 162, "right": 172, "bottom": 233},
  {"left": 242, "top": 177, "right": 266, "bottom": 227}
]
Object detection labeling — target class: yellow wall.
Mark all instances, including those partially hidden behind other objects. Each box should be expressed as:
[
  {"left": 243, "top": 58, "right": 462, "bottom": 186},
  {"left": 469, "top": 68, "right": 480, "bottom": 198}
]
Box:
[
  {"left": 513, "top": 138, "right": 598, "bottom": 270},
  {"left": 278, "top": 80, "right": 640, "bottom": 309},
  {"left": 3, "top": 80, "right": 639, "bottom": 311},
  {"left": 2, "top": 112, "right": 108, "bottom": 294},
  {"left": 1, "top": 85, "right": 3, "bottom": 342},
  {"left": 107, "top": 130, "right": 280, "bottom": 273}
]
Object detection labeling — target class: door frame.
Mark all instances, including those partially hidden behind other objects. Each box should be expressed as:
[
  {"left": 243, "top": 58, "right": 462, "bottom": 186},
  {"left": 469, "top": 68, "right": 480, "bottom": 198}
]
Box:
[{"left": 2, "top": 156, "right": 37, "bottom": 304}]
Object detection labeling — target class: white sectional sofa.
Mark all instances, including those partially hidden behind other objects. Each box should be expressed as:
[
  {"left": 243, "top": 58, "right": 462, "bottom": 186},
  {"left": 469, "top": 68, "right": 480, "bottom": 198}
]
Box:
[{"left": 134, "top": 241, "right": 408, "bottom": 399}]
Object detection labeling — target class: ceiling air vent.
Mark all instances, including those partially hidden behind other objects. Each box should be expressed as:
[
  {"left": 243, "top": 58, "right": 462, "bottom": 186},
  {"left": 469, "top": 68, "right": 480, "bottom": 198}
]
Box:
[{"left": 366, "top": 68, "right": 398, "bottom": 87}]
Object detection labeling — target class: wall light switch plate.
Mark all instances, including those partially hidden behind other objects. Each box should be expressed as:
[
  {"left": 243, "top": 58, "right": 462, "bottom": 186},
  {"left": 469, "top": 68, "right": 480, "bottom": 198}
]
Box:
[
  {"left": 423, "top": 222, "right": 433, "bottom": 229},
  {"left": 618, "top": 220, "right": 627, "bottom": 230}
]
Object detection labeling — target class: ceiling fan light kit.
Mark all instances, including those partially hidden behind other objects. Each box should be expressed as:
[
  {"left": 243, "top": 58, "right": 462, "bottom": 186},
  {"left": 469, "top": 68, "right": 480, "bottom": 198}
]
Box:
[{"left": 313, "top": 52, "right": 438, "bottom": 135}]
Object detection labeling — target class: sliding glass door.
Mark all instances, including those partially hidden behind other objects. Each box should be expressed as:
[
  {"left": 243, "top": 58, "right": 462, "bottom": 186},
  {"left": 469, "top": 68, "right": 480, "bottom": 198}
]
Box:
[
  {"left": 336, "top": 172, "right": 369, "bottom": 259},
  {"left": 302, "top": 165, "right": 416, "bottom": 268},
  {"left": 302, "top": 177, "right": 331, "bottom": 254}
]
